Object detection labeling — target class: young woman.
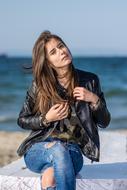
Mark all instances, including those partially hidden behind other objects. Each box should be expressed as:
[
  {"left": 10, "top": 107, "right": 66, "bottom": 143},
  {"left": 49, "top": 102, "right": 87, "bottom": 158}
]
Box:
[{"left": 17, "top": 31, "right": 110, "bottom": 190}]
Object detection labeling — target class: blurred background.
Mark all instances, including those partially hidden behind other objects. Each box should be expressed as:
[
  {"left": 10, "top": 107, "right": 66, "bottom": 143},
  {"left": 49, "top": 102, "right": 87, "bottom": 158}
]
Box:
[
  {"left": 0, "top": 0, "right": 127, "bottom": 132},
  {"left": 0, "top": 0, "right": 127, "bottom": 166}
]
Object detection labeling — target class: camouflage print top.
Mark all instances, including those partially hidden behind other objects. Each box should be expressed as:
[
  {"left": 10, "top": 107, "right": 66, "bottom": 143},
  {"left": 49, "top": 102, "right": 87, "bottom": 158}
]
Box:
[
  {"left": 49, "top": 81, "right": 89, "bottom": 149},
  {"left": 50, "top": 102, "right": 89, "bottom": 148}
]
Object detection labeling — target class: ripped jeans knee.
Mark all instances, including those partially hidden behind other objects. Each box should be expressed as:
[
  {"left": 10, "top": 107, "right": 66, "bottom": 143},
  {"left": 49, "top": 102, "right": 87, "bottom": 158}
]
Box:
[
  {"left": 41, "top": 167, "right": 56, "bottom": 190},
  {"left": 24, "top": 138, "right": 83, "bottom": 190}
]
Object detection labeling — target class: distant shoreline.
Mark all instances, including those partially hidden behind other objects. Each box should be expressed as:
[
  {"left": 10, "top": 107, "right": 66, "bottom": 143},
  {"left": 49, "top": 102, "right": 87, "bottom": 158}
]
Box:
[{"left": 1, "top": 55, "right": 127, "bottom": 59}]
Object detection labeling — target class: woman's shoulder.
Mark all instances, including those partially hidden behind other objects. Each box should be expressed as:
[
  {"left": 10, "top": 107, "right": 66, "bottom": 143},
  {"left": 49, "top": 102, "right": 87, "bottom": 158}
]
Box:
[
  {"left": 27, "top": 79, "right": 37, "bottom": 98},
  {"left": 75, "top": 68, "right": 99, "bottom": 82}
]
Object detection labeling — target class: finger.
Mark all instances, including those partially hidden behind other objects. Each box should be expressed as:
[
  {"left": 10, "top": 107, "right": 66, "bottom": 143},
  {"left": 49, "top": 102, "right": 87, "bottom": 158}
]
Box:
[
  {"left": 73, "top": 88, "right": 80, "bottom": 92},
  {"left": 73, "top": 89, "right": 85, "bottom": 94},
  {"left": 74, "top": 88, "right": 85, "bottom": 94},
  {"left": 73, "top": 91, "right": 81, "bottom": 95},
  {"left": 73, "top": 90, "right": 82, "bottom": 95},
  {"left": 76, "top": 96, "right": 82, "bottom": 99},
  {"left": 56, "top": 103, "right": 65, "bottom": 112},
  {"left": 59, "top": 107, "right": 69, "bottom": 116},
  {"left": 60, "top": 112, "right": 68, "bottom": 119},
  {"left": 74, "top": 87, "right": 82, "bottom": 90},
  {"left": 62, "top": 102, "right": 69, "bottom": 110},
  {"left": 58, "top": 103, "right": 69, "bottom": 115},
  {"left": 74, "top": 87, "right": 87, "bottom": 90},
  {"left": 73, "top": 93, "right": 81, "bottom": 98},
  {"left": 52, "top": 104, "right": 61, "bottom": 109},
  {"left": 74, "top": 87, "right": 88, "bottom": 93},
  {"left": 61, "top": 102, "right": 68, "bottom": 109},
  {"left": 75, "top": 96, "right": 81, "bottom": 99}
]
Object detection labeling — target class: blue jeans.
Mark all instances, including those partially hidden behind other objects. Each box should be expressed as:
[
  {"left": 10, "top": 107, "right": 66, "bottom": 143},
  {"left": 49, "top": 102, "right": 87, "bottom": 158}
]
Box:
[{"left": 24, "top": 137, "right": 84, "bottom": 190}]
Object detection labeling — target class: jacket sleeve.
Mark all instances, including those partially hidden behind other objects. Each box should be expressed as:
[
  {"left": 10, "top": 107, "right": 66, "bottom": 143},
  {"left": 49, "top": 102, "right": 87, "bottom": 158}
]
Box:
[
  {"left": 17, "top": 80, "right": 46, "bottom": 130},
  {"left": 91, "top": 75, "right": 111, "bottom": 128}
]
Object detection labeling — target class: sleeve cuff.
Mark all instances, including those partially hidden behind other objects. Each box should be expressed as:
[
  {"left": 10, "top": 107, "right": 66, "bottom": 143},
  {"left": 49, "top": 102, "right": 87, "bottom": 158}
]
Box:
[
  {"left": 90, "top": 98, "right": 101, "bottom": 111},
  {"left": 39, "top": 114, "right": 50, "bottom": 128}
]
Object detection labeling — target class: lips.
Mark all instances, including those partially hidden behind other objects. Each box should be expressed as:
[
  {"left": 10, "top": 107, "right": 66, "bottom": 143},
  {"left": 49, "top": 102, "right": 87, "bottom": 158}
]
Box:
[{"left": 62, "top": 55, "right": 68, "bottom": 61}]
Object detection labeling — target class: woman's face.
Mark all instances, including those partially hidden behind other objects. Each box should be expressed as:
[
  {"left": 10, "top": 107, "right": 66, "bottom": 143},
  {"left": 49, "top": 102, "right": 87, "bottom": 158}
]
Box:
[{"left": 45, "top": 38, "right": 72, "bottom": 69}]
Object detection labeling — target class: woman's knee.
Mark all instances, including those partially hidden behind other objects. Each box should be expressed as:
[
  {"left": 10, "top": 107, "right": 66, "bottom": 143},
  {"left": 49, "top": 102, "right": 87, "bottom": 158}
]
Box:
[{"left": 41, "top": 167, "right": 56, "bottom": 189}]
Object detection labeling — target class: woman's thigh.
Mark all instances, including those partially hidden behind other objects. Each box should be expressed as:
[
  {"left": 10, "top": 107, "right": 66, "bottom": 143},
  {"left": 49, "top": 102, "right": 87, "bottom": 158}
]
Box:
[
  {"left": 24, "top": 141, "right": 53, "bottom": 173},
  {"left": 67, "top": 143, "right": 84, "bottom": 176},
  {"left": 24, "top": 140, "right": 83, "bottom": 175}
]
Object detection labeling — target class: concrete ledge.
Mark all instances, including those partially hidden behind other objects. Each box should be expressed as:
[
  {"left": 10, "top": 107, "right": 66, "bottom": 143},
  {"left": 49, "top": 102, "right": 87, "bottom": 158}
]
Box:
[
  {"left": 0, "top": 159, "right": 127, "bottom": 190},
  {"left": 0, "top": 131, "right": 127, "bottom": 190}
]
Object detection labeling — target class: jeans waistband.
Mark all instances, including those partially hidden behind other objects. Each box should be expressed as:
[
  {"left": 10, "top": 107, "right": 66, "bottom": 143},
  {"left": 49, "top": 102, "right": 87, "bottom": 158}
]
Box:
[{"left": 45, "top": 136, "right": 76, "bottom": 145}]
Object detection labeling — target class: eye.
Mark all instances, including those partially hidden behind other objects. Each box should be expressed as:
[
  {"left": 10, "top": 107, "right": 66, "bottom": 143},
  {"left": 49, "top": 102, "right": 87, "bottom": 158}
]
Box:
[
  {"left": 58, "top": 43, "right": 65, "bottom": 48},
  {"left": 50, "top": 49, "right": 56, "bottom": 55}
]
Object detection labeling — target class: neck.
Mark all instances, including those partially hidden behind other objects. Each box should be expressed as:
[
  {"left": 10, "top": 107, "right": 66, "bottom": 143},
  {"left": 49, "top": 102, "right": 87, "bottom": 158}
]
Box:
[
  {"left": 56, "top": 66, "right": 70, "bottom": 79},
  {"left": 56, "top": 68, "right": 70, "bottom": 88}
]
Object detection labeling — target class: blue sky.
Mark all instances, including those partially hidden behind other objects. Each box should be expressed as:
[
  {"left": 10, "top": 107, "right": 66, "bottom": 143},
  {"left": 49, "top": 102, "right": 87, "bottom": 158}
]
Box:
[{"left": 0, "top": 0, "right": 127, "bottom": 56}]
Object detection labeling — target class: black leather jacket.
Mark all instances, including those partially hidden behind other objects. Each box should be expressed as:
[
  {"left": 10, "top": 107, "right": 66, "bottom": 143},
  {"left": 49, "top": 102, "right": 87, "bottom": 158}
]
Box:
[{"left": 17, "top": 69, "right": 110, "bottom": 162}]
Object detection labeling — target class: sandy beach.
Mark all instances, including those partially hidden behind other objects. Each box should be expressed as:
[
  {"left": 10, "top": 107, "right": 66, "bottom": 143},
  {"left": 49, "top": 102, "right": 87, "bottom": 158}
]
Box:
[
  {"left": 0, "top": 129, "right": 127, "bottom": 167},
  {"left": 0, "top": 131, "right": 29, "bottom": 167}
]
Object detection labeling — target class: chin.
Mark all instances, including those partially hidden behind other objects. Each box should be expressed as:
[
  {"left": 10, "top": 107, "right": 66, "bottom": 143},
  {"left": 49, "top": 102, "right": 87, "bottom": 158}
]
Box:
[{"left": 65, "top": 58, "right": 72, "bottom": 65}]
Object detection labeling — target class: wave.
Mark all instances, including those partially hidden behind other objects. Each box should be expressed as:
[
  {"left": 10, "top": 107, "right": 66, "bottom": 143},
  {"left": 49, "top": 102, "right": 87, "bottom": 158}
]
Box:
[
  {"left": 106, "top": 89, "right": 127, "bottom": 97},
  {"left": 0, "top": 115, "right": 17, "bottom": 123}
]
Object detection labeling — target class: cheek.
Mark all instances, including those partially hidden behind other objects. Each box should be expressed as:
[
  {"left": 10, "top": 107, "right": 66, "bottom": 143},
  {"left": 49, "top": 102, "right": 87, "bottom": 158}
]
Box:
[{"left": 49, "top": 57, "right": 60, "bottom": 67}]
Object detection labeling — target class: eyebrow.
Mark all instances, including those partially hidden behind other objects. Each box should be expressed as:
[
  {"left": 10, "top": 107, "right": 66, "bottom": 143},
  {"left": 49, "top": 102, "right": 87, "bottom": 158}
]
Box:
[{"left": 48, "top": 42, "right": 62, "bottom": 55}]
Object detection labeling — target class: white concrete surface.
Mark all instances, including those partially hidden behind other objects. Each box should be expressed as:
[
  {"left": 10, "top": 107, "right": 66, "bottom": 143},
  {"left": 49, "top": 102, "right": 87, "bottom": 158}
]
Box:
[{"left": 0, "top": 131, "right": 127, "bottom": 190}]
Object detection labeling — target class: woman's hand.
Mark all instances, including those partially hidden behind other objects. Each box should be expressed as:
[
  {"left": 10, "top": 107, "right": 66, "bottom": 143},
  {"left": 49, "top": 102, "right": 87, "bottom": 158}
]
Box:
[
  {"left": 45, "top": 102, "right": 69, "bottom": 123},
  {"left": 73, "top": 87, "right": 99, "bottom": 104}
]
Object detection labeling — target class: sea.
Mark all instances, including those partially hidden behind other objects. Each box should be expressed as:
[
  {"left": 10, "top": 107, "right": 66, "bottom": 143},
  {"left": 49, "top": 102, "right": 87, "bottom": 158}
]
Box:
[{"left": 0, "top": 56, "right": 127, "bottom": 132}]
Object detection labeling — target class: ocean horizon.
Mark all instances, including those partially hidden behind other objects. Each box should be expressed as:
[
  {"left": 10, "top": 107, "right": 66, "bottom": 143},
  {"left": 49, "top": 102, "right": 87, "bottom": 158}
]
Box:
[{"left": 0, "top": 56, "right": 127, "bottom": 131}]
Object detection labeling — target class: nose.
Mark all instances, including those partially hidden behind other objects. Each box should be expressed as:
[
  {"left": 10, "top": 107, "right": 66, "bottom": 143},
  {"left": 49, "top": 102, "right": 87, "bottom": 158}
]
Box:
[{"left": 57, "top": 47, "right": 64, "bottom": 55}]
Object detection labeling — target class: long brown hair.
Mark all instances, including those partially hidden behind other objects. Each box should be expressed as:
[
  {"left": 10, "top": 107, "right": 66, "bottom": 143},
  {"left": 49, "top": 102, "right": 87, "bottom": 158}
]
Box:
[{"left": 32, "top": 31, "right": 78, "bottom": 114}]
